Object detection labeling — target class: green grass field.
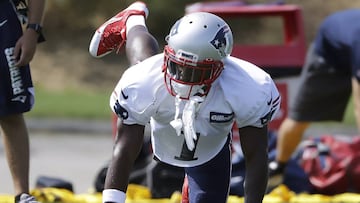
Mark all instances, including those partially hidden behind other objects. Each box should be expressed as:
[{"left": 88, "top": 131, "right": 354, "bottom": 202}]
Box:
[
  {"left": 26, "top": 87, "right": 357, "bottom": 127},
  {"left": 26, "top": 87, "right": 112, "bottom": 120}
]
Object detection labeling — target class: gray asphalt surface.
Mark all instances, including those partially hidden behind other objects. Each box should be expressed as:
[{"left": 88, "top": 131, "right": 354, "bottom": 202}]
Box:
[
  {"left": 0, "top": 118, "right": 358, "bottom": 195},
  {"left": 0, "top": 118, "right": 114, "bottom": 195}
]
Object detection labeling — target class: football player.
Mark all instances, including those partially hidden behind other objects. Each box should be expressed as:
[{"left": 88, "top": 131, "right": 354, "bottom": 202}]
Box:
[{"left": 89, "top": 2, "right": 280, "bottom": 203}]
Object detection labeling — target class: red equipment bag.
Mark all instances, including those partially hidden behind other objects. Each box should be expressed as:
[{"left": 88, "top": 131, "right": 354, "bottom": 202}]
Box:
[{"left": 299, "top": 135, "right": 360, "bottom": 195}]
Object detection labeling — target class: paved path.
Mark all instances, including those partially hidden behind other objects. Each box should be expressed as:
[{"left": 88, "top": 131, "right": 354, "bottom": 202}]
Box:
[
  {"left": 0, "top": 118, "right": 114, "bottom": 195},
  {"left": 0, "top": 118, "right": 358, "bottom": 195}
]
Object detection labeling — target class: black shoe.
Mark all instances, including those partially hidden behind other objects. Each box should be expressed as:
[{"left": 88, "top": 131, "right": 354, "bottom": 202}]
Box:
[{"left": 267, "top": 161, "right": 285, "bottom": 191}]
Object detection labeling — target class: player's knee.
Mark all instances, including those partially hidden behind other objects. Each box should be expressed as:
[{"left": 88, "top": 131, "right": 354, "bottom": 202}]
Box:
[{"left": 126, "top": 32, "right": 159, "bottom": 64}]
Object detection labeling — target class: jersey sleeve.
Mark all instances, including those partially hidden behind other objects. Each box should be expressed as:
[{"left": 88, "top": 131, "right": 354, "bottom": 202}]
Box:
[
  {"left": 110, "top": 81, "right": 155, "bottom": 126},
  {"left": 109, "top": 56, "right": 163, "bottom": 125},
  {"left": 221, "top": 57, "right": 281, "bottom": 128},
  {"left": 245, "top": 81, "right": 281, "bottom": 128}
]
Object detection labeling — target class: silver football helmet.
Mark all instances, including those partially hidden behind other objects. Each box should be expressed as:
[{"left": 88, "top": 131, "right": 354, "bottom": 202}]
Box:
[{"left": 163, "top": 12, "right": 233, "bottom": 99}]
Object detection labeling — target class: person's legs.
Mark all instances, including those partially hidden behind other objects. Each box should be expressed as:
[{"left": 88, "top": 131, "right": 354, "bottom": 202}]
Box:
[
  {"left": 125, "top": 25, "right": 159, "bottom": 65},
  {"left": 89, "top": 1, "right": 159, "bottom": 60},
  {"left": 0, "top": 114, "right": 30, "bottom": 195},
  {"left": 275, "top": 44, "right": 352, "bottom": 164},
  {"left": 268, "top": 43, "right": 352, "bottom": 189},
  {"left": 184, "top": 137, "right": 231, "bottom": 203},
  {"left": 352, "top": 77, "right": 360, "bottom": 132},
  {"left": 0, "top": 3, "right": 37, "bottom": 201},
  {"left": 267, "top": 118, "right": 309, "bottom": 188},
  {"left": 276, "top": 118, "right": 309, "bottom": 163}
]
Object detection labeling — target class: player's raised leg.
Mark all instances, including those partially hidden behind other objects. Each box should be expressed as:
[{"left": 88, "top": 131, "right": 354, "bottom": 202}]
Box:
[{"left": 89, "top": 1, "right": 149, "bottom": 58}]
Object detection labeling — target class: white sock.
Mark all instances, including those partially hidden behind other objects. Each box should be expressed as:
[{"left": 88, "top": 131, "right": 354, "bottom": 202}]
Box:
[
  {"left": 102, "top": 189, "right": 126, "bottom": 203},
  {"left": 126, "top": 15, "right": 147, "bottom": 36}
]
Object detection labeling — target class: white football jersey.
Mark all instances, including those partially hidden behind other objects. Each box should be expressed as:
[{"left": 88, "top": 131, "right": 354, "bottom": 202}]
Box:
[{"left": 110, "top": 53, "right": 280, "bottom": 167}]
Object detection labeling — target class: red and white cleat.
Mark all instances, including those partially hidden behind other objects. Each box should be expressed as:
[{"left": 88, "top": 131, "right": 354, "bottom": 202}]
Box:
[{"left": 89, "top": 1, "right": 148, "bottom": 58}]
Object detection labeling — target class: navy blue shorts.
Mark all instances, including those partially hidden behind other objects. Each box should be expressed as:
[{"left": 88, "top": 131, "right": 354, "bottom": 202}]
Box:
[
  {"left": 289, "top": 44, "right": 352, "bottom": 122},
  {"left": 0, "top": 0, "right": 35, "bottom": 117},
  {"left": 185, "top": 136, "right": 231, "bottom": 203}
]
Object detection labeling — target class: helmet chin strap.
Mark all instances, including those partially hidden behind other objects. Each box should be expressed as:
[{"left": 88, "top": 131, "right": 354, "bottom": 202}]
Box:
[{"left": 170, "top": 95, "right": 204, "bottom": 151}]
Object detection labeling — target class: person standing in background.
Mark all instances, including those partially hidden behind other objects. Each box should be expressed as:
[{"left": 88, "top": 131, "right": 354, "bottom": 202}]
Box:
[
  {"left": 268, "top": 9, "right": 360, "bottom": 188},
  {"left": 0, "top": 0, "right": 45, "bottom": 202}
]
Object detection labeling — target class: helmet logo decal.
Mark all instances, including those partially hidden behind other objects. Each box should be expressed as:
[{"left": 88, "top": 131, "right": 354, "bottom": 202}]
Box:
[
  {"left": 169, "top": 20, "right": 180, "bottom": 37},
  {"left": 210, "top": 25, "right": 231, "bottom": 57},
  {"left": 113, "top": 100, "right": 128, "bottom": 120}
]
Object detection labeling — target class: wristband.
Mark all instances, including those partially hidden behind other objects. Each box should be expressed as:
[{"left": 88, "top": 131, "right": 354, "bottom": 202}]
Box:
[
  {"left": 26, "top": 23, "right": 46, "bottom": 43},
  {"left": 26, "top": 23, "right": 42, "bottom": 35},
  {"left": 102, "top": 189, "right": 126, "bottom": 203}
]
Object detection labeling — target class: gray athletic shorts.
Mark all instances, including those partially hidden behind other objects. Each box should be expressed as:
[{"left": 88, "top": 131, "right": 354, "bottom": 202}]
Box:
[{"left": 289, "top": 44, "right": 352, "bottom": 122}]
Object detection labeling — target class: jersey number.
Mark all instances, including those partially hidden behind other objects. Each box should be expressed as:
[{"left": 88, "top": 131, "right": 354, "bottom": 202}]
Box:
[{"left": 174, "top": 132, "right": 200, "bottom": 161}]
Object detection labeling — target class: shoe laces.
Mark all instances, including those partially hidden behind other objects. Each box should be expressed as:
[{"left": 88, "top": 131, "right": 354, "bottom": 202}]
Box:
[{"left": 17, "top": 193, "right": 39, "bottom": 203}]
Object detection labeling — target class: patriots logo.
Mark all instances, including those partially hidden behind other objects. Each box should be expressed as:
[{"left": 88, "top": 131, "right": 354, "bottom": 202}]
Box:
[
  {"left": 210, "top": 25, "right": 231, "bottom": 57},
  {"left": 113, "top": 100, "right": 128, "bottom": 120},
  {"left": 169, "top": 20, "right": 180, "bottom": 37}
]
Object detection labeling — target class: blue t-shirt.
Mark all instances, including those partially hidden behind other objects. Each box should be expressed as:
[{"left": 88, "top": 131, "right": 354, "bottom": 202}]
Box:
[{"left": 314, "top": 9, "right": 360, "bottom": 79}]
